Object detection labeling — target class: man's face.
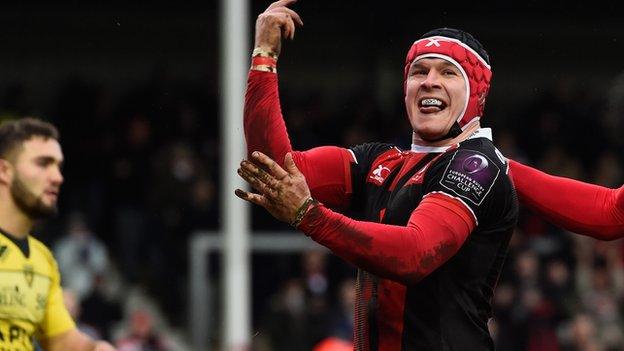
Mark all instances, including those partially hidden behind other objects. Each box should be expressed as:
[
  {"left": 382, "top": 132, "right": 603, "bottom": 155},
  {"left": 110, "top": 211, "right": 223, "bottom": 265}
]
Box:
[
  {"left": 6, "top": 137, "right": 64, "bottom": 219},
  {"left": 404, "top": 57, "right": 468, "bottom": 141}
]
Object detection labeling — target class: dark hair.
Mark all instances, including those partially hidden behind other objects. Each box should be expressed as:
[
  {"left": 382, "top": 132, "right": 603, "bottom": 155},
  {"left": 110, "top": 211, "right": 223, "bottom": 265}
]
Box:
[
  {"left": 420, "top": 27, "right": 490, "bottom": 65},
  {"left": 0, "top": 118, "right": 60, "bottom": 160}
]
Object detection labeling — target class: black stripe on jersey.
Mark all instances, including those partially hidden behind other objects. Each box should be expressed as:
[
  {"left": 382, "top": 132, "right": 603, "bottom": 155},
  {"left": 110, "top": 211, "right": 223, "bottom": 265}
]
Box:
[
  {"left": 363, "top": 153, "right": 439, "bottom": 351},
  {"left": 381, "top": 153, "right": 438, "bottom": 226}
]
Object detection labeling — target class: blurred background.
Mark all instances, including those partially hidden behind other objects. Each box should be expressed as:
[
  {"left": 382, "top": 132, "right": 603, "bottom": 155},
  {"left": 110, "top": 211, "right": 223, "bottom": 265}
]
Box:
[{"left": 4, "top": 0, "right": 624, "bottom": 350}]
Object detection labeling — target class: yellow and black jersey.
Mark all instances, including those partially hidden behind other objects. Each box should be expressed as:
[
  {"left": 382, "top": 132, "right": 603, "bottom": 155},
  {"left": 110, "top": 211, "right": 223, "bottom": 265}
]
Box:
[{"left": 0, "top": 231, "right": 75, "bottom": 351}]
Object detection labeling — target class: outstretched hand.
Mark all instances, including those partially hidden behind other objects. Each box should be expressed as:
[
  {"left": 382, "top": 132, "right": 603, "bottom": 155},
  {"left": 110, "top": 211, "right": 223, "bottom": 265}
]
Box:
[
  {"left": 255, "top": 0, "right": 304, "bottom": 57},
  {"left": 235, "top": 151, "right": 311, "bottom": 225}
]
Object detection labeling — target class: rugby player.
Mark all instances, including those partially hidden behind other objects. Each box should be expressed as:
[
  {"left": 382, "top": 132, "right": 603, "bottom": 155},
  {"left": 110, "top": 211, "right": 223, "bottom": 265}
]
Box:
[
  {"left": 237, "top": 1, "right": 518, "bottom": 349},
  {"left": 0, "top": 118, "right": 115, "bottom": 351}
]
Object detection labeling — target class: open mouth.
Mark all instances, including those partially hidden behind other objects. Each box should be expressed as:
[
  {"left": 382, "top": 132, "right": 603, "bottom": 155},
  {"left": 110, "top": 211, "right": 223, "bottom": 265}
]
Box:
[{"left": 419, "top": 98, "right": 447, "bottom": 113}]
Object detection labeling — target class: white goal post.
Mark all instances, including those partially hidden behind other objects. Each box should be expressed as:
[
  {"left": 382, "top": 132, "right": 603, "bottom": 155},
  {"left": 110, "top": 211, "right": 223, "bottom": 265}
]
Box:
[{"left": 189, "top": 232, "right": 326, "bottom": 351}]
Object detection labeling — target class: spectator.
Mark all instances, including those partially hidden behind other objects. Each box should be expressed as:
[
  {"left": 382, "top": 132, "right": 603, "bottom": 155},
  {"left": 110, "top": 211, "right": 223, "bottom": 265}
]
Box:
[
  {"left": 260, "top": 279, "right": 327, "bottom": 351},
  {"left": 116, "top": 310, "right": 170, "bottom": 351},
  {"left": 54, "top": 212, "right": 110, "bottom": 299},
  {"left": 327, "top": 278, "right": 355, "bottom": 343}
]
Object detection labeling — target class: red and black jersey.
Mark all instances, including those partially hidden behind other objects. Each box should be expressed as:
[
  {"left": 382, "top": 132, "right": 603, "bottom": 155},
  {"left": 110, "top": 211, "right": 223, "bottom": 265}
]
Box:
[
  {"left": 328, "top": 138, "right": 517, "bottom": 351},
  {"left": 244, "top": 70, "right": 518, "bottom": 350}
]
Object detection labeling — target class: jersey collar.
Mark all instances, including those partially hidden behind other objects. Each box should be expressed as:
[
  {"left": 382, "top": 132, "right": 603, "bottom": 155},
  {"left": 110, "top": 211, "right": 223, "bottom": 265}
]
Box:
[
  {"left": 411, "top": 128, "right": 492, "bottom": 153},
  {"left": 0, "top": 227, "right": 30, "bottom": 258}
]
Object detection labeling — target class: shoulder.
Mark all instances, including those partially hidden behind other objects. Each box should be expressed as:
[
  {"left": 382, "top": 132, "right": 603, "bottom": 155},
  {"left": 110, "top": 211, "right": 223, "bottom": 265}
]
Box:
[
  {"left": 349, "top": 142, "right": 398, "bottom": 164},
  {"left": 429, "top": 138, "right": 508, "bottom": 177},
  {"left": 349, "top": 143, "right": 403, "bottom": 168},
  {"left": 457, "top": 138, "right": 508, "bottom": 168},
  {"left": 30, "top": 236, "right": 58, "bottom": 268},
  {"left": 424, "top": 137, "right": 512, "bottom": 208}
]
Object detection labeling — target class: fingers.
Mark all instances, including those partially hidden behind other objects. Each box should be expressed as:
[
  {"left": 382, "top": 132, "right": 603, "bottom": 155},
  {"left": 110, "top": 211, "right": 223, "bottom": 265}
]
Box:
[
  {"left": 262, "top": 1, "right": 303, "bottom": 40},
  {"left": 235, "top": 189, "right": 271, "bottom": 208},
  {"left": 266, "top": 0, "right": 298, "bottom": 12},
  {"left": 239, "top": 158, "right": 278, "bottom": 185},
  {"left": 272, "top": 7, "right": 303, "bottom": 27},
  {"left": 285, "top": 16, "right": 295, "bottom": 40},
  {"left": 284, "top": 153, "right": 300, "bottom": 175},
  {"left": 261, "top": 9, "right": 296, "bottom": 40},
  {"left": 251, "top": 151, "right": 289, "bottom": 179},
  {"left": 238, "top": 165, "right": 280, "bottom": 199},
  {"left": 285, "top": 7, "right": 304, "bottom": 27}
]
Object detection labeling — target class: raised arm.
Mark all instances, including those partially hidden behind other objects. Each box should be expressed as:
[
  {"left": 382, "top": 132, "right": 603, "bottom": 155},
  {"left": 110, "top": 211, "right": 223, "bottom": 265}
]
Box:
[
  {"left": 509, "top": 159, "right": 624, "bottom": 240},
  {"left": 244, "top": 0, "right": 357, "bottom": 210},
  {"left": 244, "top": 0, "right": 303, "bottom": 166}
]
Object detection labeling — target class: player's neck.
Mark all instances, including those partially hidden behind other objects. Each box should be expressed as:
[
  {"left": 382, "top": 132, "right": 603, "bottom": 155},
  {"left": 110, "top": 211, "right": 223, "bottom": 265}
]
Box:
[
  {"left": 0, "top": 192, "right": 33, "bottom": 239},
  {"left": 412, "top": 121, "right": 481, "bottom": 147}
]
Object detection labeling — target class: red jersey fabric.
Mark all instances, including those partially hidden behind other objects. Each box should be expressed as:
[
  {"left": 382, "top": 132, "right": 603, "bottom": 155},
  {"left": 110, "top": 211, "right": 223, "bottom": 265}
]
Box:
[{"left": 509, "top": 160, "right": 624, "bottom": 240}]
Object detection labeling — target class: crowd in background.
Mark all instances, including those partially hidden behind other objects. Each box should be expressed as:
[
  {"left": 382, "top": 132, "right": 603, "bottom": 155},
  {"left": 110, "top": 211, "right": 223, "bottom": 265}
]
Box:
[{"left": 2, "top": 60, "right": 624, "bottom": 350}]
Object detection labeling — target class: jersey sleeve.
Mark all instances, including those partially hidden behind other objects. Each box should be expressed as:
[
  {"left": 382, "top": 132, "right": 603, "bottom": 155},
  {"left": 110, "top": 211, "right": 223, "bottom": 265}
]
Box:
[
  {"left": 245, "top": 70, "right": 361, "bottom": 211},
  {"left": 39, "top": 256, "right": 76, "bottom": 338},
  {"left": 297, "top": 194, "right": 475, "bottom": 284},
  {"left": 509, "top": 159, "right": 624, "bottom": 239},
  {"left": 244, "top": 70, "right": 293, "bottom": 167},
  {"left": 289, "top": 143, "right": 394, "bottom": 211},
  {"left": 422, "top": 143, "right": 514, "bottom": 227},
  {"left": 291, "top": 146, "right": 355, "bottom": 210}
]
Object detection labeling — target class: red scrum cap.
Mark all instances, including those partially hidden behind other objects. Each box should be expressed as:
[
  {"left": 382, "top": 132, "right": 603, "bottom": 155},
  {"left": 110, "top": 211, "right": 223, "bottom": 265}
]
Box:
[{"left": 404, "top": 28, "right": 492, "bottom": 133}]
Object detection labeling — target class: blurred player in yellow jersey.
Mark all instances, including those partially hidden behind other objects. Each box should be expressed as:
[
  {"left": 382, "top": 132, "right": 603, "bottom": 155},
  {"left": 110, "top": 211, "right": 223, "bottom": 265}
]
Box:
[{"left": 0, "top": 118, "right": 115, "bottom": 351}]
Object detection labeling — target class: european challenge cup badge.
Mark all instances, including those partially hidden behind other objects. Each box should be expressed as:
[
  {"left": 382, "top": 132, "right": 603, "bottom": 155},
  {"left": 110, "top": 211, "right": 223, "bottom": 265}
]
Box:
[{"left": 440, "top": 150, "right": 500, "bottom": 206}]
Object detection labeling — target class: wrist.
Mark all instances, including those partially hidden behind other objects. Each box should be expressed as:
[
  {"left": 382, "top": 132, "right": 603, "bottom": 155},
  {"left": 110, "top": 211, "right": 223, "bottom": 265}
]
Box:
[
  {"left": 253, "top": 47, "right": 278, "bottom": 59},
  {"left": 251, "top": 47, "right": 278, "bottom": 73},
  {"left": 290, "top": 197, "right": 319, "bottom": 228}
]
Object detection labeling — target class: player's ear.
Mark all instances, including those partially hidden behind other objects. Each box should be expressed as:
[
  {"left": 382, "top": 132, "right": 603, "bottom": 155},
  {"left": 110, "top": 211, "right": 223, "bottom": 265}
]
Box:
[{"left": 0, "top": 159, "right": 14, "bottom": 186}]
